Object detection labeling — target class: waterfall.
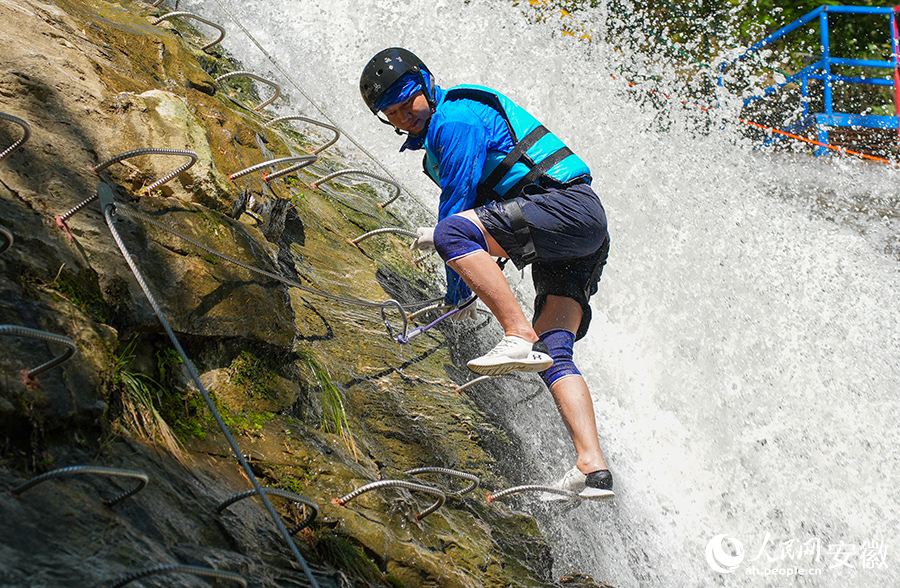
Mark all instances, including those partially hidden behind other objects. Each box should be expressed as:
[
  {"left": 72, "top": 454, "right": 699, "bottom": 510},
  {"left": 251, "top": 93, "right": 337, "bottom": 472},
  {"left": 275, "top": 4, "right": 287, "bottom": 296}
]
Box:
[{"left": 183, "top": 0, "right": 900, "bottom": 585}]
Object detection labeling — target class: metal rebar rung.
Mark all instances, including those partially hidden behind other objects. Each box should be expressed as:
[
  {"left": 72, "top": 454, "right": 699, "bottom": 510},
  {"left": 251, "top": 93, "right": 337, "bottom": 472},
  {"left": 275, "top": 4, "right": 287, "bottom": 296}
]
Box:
[
  {"left": 405, "top": 467, "right": 480, "bottom": 496},
  {"left": 486, "top": 484, "right": 579, "bottom": 503},
  {"left": 0, "top": 325, "right": 78, "bottom": 387},
  {"left": 0, "top": 112, "right": 31, "bottom": 161},
  {"left": 455, "top": 373, "right": 541, "bottom": 395},
  {"left": 0, "top": 225, "right": 13, "bottom": 254},
  {"left": 351, "top": 227, "right": 417, "bottom": 245},
  {"left": 313, "top": 169, "right": 402, "bottom": 207},
  {"left": 92, "top": 148, "right": 199, "bottom": 195},
  {"left": 215, "top": 71, "right": 281, "bottom": 111},
  {"left": 264, "top": 115, "right": 341, "bottom": 155},
  {"left": 9, "top": 465, "right": 149, "bottom": 506},
  {"left": 333, "top": 479, "right": 446, "bottom": 520},
  {"left": 228, "top": 155, "right": 317, "bottom": 182},
  {"left": 107, "top": 564, "right": 247, "bottom": 588},
  {"left": 216, "top": 487, "right": 319, "bottom": 535},
  {"left": 152, "top": 12, "right": 226, "bottom": 51}
]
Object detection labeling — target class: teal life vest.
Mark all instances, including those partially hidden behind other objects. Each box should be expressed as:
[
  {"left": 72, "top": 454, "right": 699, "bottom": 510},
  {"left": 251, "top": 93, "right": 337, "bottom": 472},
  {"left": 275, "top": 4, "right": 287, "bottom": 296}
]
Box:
[{"left": 423, "top": 84, "right": 591, "bottom": 207}]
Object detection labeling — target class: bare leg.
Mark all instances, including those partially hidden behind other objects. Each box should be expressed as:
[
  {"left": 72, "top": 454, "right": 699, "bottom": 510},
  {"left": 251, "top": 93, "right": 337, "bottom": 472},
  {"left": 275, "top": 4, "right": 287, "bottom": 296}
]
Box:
[
  {"left": 534, "top": 295, "right": 607, "bottom": 474},
  {"left": 446, "top": 211, "right": 537, "bottom": 342},
  {"left": 446, "top": 212, "right": 606, "bottom": 472}
]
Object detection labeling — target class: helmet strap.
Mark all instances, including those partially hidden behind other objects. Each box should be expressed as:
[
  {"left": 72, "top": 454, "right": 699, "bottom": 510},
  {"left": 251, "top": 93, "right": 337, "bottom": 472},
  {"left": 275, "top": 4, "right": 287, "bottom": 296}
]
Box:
[
  {"left": 415, "top": 68, "right": 437, "bottom": 112},
  {"left": 376, "top": 113, "right": 407, "bottom": 136}
]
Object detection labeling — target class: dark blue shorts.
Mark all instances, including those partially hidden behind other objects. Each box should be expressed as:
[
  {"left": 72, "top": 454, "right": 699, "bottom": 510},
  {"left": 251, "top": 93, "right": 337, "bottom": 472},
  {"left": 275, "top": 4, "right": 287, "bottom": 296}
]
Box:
[{"left": 475, "top": 183, "right": 609, "bottom": 340}]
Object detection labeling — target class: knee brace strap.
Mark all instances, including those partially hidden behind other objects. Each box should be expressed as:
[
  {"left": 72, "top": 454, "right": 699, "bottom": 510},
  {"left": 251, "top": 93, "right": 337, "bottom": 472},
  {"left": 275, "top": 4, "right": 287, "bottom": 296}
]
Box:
[
  {"left": 433, "top": 215, "right": 488, "bottom": 263},
  {"left": 538, "top": 329, "right": 582, "bottom": 387}
]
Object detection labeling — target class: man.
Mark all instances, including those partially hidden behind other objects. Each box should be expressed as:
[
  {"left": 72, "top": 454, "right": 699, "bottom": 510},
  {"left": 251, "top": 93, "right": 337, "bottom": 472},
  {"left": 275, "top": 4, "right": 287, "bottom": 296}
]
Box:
[{"left": 360, "top": 48, "right": 613, "bottom": 499}]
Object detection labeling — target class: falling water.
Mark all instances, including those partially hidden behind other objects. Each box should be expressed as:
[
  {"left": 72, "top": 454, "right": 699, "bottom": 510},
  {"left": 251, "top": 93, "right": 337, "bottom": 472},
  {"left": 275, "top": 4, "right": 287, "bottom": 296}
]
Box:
[{"left": 181, "top": 0, "right": 900, "bottom": 585}]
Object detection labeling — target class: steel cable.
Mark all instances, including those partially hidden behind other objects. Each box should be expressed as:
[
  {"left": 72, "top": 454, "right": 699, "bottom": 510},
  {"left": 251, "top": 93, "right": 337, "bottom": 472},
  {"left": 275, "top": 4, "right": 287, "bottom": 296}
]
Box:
[
  {"left": 216, "top": 487, "right": 319, "bottom": 534},
  {"left": 102, "top": 202, "right": 321, "bottom": 588},
  {"left": 9, "top": 465, "right": 149, "bottom": 507},
  {"left": 112, "top": 205, "right": 432, "bottom": 338},
  {"left": 93, "top": 148, "right": 199, "bottom": 195},
  {"left": 209, "top": 0, "right": 436, "bottom": 222},
  {"left": 107, "top": 564, "right": 247, "bottom": 588},
  {"left": 313, "top": 169, "right": 402, "bottom": 208},
  {"left": 455, "top": 373, "right": 542, "bottom": 395}
]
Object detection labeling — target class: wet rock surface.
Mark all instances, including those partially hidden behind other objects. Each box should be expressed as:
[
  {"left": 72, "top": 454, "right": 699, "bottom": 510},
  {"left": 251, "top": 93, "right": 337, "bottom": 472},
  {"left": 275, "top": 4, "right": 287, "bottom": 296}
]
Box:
[{"left": 0, "top": 1, "right": 612, "bottom": 587}]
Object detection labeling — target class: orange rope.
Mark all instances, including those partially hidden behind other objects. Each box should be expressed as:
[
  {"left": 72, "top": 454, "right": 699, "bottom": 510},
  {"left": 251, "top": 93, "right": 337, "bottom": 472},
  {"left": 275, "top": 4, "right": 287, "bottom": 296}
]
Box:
[
  {"left": 611, "top": 74, "right": 899, "bottom": 166},
  {"left": 739, "top": 119, "right": 897, "bottom": 165}
]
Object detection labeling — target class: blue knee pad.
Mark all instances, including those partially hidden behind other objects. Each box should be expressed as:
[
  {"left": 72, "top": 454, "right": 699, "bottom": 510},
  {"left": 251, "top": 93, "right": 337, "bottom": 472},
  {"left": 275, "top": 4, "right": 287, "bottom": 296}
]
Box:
[
  {"left": 538, "top": 329, "right": 582, "bottom": 387},
  {"left": 433, "top": 215, "right": 488, "bottom": 262}
]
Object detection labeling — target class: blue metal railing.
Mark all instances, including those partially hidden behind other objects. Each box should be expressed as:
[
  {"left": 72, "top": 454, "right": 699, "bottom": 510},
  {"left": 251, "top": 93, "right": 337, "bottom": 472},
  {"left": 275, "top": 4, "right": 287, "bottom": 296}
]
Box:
[{"left": 720, "top": 5, "right": 900, "bottom": 155}]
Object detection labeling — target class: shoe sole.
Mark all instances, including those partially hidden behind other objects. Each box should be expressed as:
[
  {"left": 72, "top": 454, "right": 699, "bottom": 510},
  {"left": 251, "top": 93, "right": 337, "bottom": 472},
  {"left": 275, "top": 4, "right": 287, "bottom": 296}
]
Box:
[
  {"left": 540, "top": 488, "right": 615, "bottom": 502},
  {"left": 467, "top": 354, "right": 553, "bottom": 376},
  {"left": 580, "top": 488, "right": 615, "bottom": 499}
]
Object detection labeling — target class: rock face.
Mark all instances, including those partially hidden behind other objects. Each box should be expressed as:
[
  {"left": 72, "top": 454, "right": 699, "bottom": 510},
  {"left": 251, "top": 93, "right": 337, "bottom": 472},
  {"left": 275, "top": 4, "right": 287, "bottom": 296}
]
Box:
[{"left": 0, "top": 2, "right": 611, "bottom": 588}]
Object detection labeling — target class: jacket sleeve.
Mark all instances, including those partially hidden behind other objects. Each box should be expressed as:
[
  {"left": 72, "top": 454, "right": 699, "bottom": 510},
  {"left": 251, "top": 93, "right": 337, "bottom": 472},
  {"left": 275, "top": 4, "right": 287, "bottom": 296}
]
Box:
[
  {"left": 431, "top": 110, "right": 488, "bottom": 221},
  {"left": 429, "top": 108, "right": 487, "bottom": 305}
]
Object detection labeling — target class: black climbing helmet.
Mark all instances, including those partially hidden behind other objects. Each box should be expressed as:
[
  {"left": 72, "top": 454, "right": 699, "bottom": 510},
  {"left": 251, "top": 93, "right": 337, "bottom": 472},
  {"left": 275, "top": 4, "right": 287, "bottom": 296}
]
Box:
[{"left": 360, "top": 47, "right": 435, "bottom": 115}]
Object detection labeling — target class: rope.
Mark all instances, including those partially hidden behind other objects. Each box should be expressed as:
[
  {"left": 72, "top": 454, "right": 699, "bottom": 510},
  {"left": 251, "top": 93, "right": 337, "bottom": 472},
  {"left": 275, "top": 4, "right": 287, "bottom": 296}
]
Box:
[
  {"left": 612, "top": 73, "right": 900, "bottom": 166},
  {"left": 102, "top": 202, "right": 321, "bottom": 588}
]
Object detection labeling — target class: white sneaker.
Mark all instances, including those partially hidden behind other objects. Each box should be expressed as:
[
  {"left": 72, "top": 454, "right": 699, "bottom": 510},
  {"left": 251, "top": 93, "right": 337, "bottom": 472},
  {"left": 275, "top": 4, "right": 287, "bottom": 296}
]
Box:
[
  {"left": 467, "top": 335, "right": 553, "bottom": 375},
  {"left": 541, "top": 466, "right": 615, "bottom": 501}
]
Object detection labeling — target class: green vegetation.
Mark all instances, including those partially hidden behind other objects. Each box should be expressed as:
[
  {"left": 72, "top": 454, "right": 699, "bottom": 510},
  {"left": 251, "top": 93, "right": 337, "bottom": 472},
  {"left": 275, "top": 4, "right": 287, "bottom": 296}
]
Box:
[
  {"left": 228, "top": 350, "right": 278, "bottom": 399},
  {"left": 52, "top": 267, "right": 110, "bottom": 323},
  {"left": 105, "top": 338, "right": 182, "bottom": 457},
  {"left": 303, "top": 529, "right": 385, "bottom": 586},
  {"left": 296, "top": 348, "right": 357, "bottom": 460}
]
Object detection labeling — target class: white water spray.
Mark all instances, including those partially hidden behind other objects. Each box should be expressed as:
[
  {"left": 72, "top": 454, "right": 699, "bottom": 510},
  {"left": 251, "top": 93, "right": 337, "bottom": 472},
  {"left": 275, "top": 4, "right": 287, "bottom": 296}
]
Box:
[{"left": 183, "top": 0, "right": 900, "bottom": 585}]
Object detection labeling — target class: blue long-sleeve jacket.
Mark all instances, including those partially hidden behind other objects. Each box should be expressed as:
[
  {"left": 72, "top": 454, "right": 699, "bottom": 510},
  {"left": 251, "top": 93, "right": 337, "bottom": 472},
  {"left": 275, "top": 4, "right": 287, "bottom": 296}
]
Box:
[{"left": 401, "top": 84, "right": 590, "bottom": 304}]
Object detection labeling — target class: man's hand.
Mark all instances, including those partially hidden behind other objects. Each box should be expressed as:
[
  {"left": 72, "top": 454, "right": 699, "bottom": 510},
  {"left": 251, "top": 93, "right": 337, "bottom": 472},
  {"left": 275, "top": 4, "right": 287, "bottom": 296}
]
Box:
[
  {"left": 451, "top": 299, "right": 478, "bottom": 322},
  {"left": 411, "top": 227, "right": 435, "bottom": 252}
]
